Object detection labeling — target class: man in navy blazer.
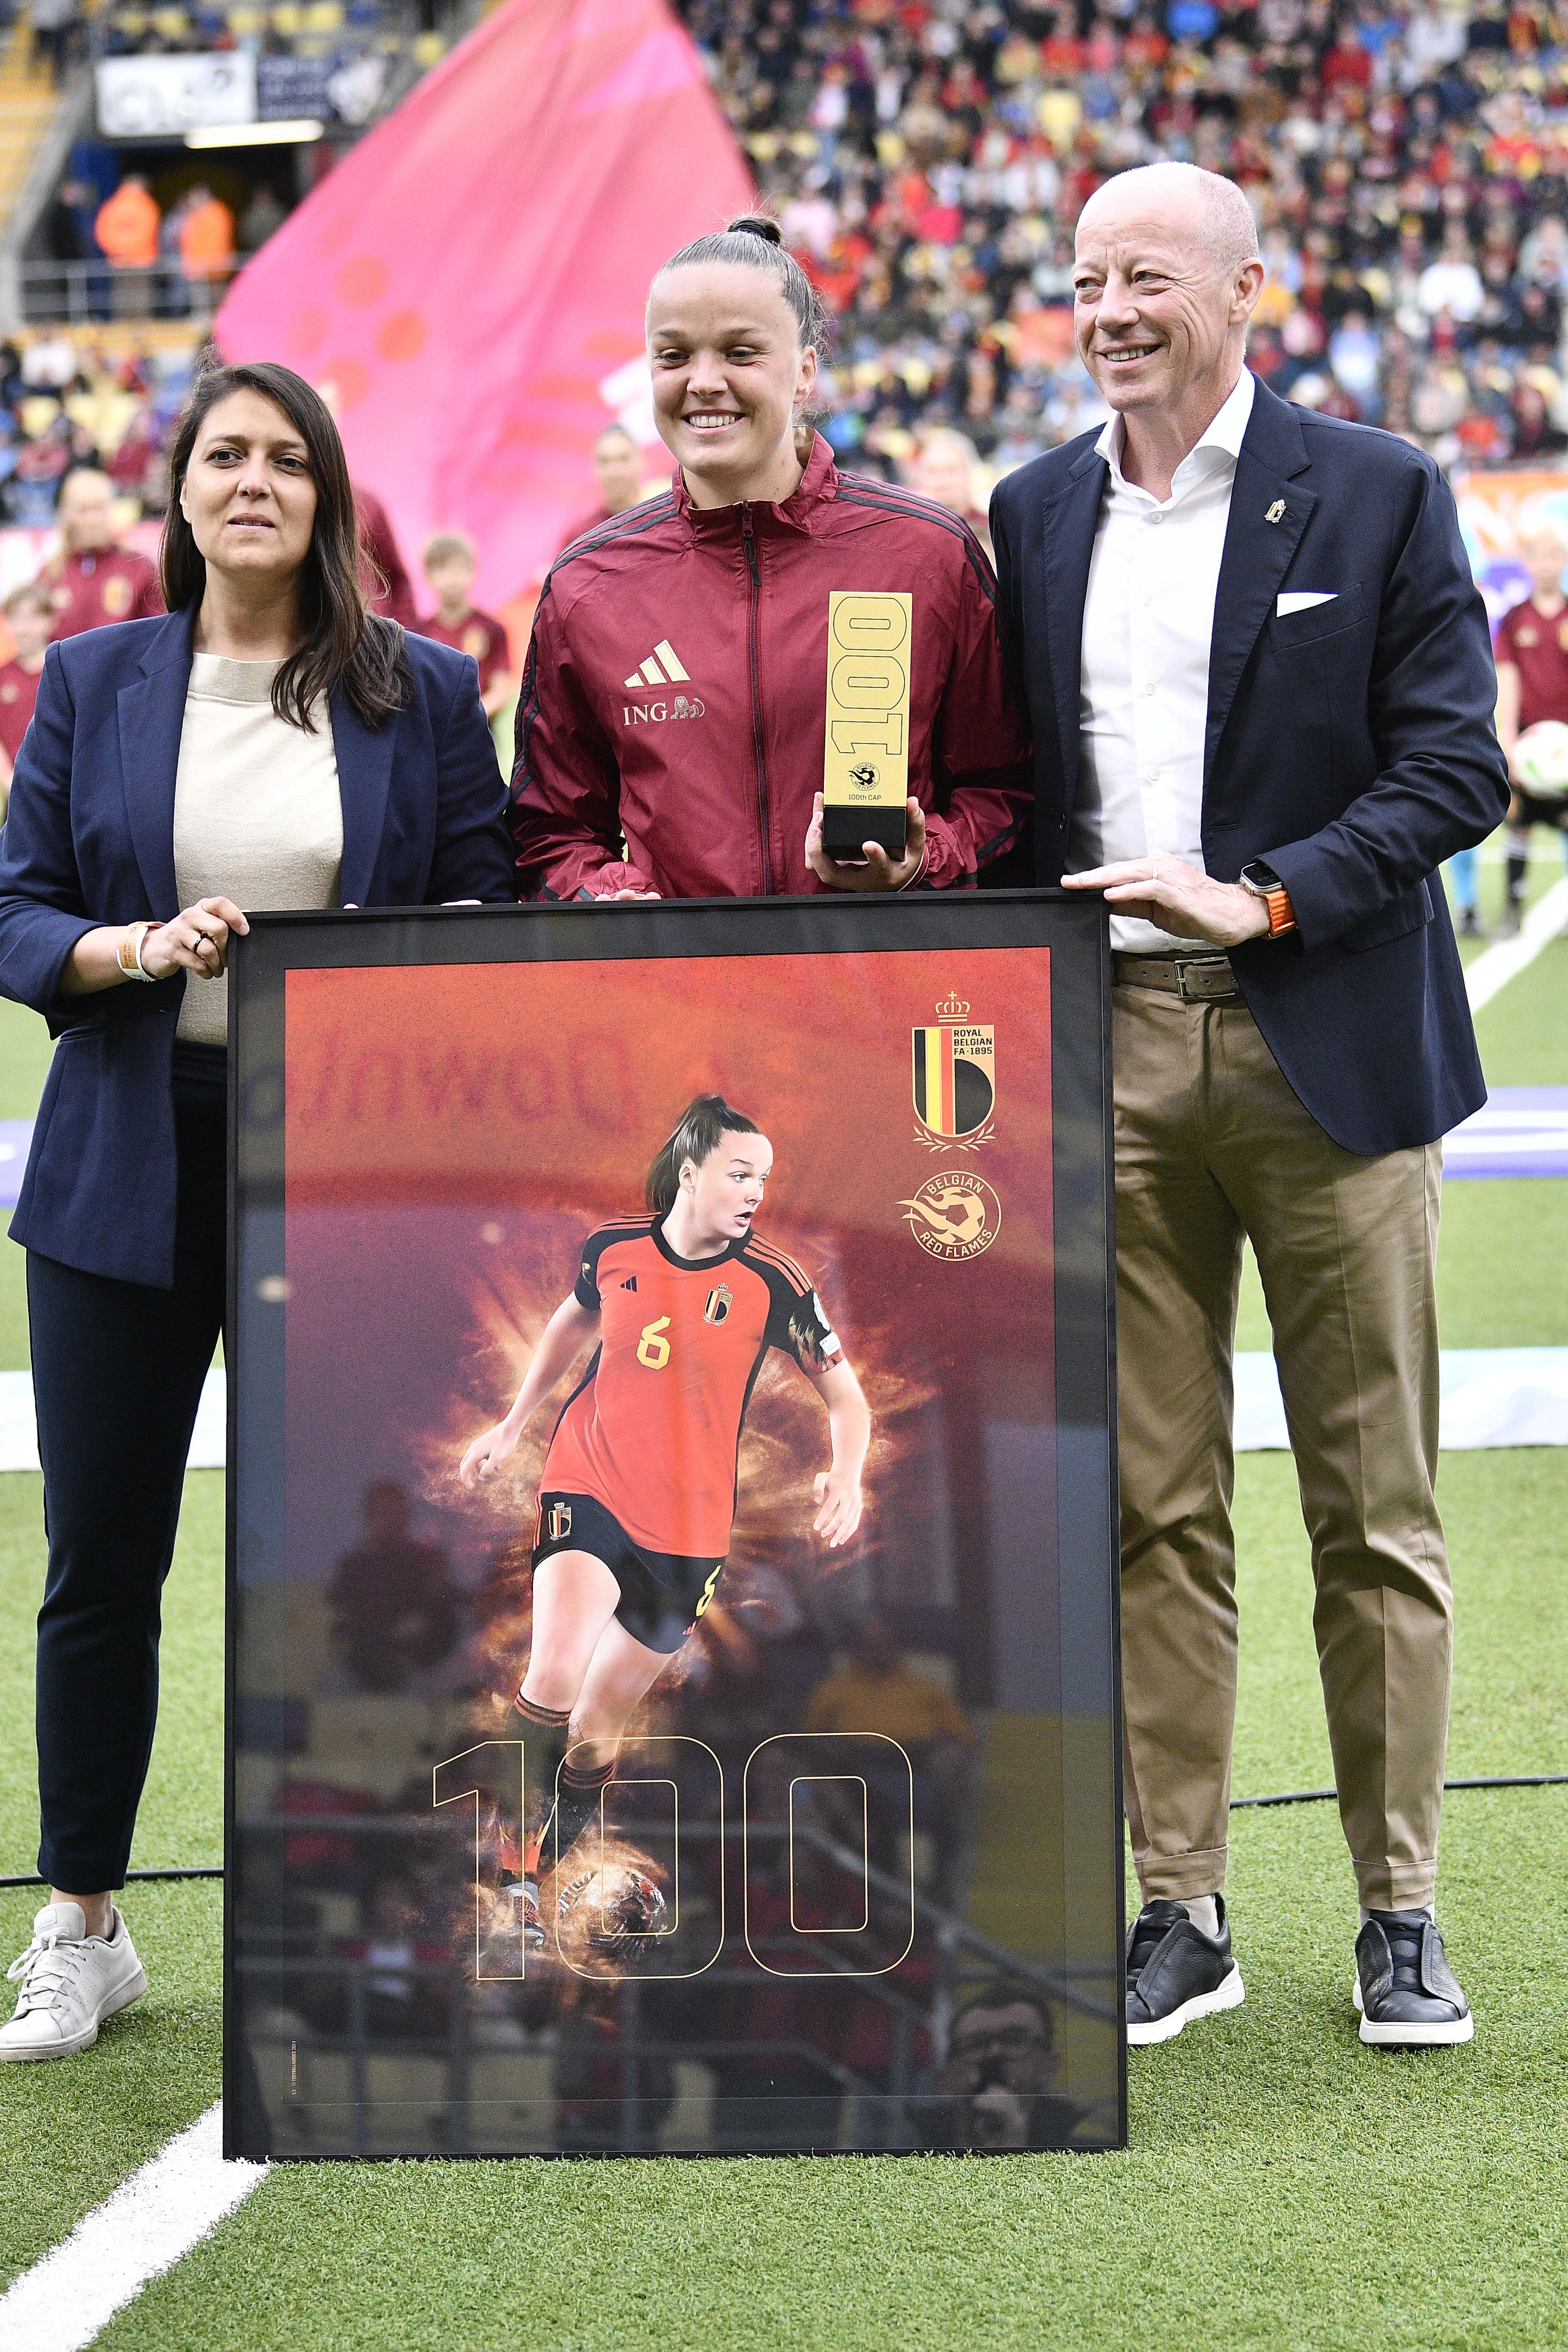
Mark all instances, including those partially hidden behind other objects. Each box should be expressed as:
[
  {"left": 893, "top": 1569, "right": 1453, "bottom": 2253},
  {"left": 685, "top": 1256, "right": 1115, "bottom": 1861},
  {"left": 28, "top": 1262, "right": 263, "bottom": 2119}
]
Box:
[
  {"left": 0, "top": 605, "right": 515, "bottom": 1290},
  {"left": 991, "top": 162, "right": 1507, "bottom": 2050}
]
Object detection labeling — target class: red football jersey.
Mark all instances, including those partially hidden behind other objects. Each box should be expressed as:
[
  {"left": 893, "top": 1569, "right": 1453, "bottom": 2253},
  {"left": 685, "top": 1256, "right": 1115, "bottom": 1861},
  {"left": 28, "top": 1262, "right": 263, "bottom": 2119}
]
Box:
[
  {"left": 1495, "top": 595, "right": 1568, "bottom": 732},
  {"left": 0, "top": 658, "right": 41, "bottom": 761},
  {"left": 418, "top": 607, "right": 510, "bottom": 694},
  {"left": 44, "top": 546, "right": 162, "bottom": 638},
  {"left": 541, "top": 1218, "right": 843, "bottom": 1558}
]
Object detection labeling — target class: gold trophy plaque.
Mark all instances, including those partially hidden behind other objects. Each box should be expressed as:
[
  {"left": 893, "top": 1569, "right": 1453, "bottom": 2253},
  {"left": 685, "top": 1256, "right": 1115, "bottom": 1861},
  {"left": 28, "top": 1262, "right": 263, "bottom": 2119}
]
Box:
[{"left": 821, "top": 589, "right": 912, "bottom": 861}]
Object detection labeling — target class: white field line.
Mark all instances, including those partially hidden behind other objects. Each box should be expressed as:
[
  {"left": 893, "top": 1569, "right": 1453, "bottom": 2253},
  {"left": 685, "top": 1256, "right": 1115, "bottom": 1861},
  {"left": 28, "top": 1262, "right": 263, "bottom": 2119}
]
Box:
[
  {"left": 1466, "top": 875, "right": 1568, "bottom": 1013},
  {"left": 0, "top": 2102, "right": 265, "bottom": 2352}
]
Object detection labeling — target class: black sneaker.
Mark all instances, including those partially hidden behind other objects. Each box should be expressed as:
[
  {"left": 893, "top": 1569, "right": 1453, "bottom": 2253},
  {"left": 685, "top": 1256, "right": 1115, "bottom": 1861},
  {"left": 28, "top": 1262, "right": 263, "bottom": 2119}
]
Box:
[
  {"left": 1125, "top": 1897, "right": 1245, "bottom": 2045},
  {"left": 1354, "top": 1912, "right": 1473, "bottom": 2047}
]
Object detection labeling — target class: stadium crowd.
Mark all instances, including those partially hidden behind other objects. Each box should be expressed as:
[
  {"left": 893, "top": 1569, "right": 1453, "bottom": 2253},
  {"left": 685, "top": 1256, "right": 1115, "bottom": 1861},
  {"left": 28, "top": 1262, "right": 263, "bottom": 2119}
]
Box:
[
  {"left": 671, "top": 0, "right": 1568, "bottom": 478},
  {"left": 0, "top": 331, "right": 193, "bottom": 524}
]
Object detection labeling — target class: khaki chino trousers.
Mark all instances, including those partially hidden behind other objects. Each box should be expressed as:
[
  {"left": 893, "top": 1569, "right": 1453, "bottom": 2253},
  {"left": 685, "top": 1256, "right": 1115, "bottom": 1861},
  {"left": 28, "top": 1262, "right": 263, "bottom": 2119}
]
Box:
[{"left": 1113, "top": 978, "right": 1450, "bottom": 1914}]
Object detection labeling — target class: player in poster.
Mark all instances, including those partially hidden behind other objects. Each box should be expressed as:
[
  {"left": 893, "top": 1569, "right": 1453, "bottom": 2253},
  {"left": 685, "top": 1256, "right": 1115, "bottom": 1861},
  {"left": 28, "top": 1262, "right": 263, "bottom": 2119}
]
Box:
[{"left": 459, "top": 1094, "right": 871, "bottom": 1948}]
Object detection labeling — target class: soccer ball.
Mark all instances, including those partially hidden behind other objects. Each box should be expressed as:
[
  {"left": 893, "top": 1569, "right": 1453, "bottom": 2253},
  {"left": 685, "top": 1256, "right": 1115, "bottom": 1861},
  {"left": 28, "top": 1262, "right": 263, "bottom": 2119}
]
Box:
[
  {"left": 555, "top": 1862, "right": 668, "bottom": 1961},
  {"left": 1514, "top": 720, "right": 1568, "bottom": 799}
]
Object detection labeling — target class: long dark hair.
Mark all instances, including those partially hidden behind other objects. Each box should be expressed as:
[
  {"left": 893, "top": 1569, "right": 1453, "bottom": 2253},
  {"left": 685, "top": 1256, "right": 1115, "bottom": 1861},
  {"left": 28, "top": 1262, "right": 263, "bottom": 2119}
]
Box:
[
  {"left": 646, "top": 1095, "right": 764, "bottom": 1214},
  {"left": 160, "top": 360, "right": 408, "bottom": 732}
]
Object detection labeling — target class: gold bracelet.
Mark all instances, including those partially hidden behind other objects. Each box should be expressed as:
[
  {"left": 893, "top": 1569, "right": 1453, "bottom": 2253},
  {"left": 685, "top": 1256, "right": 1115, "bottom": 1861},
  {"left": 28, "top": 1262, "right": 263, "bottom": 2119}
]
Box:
[{"left": 116, "top": 921, "right": 157, "bottom": 982}]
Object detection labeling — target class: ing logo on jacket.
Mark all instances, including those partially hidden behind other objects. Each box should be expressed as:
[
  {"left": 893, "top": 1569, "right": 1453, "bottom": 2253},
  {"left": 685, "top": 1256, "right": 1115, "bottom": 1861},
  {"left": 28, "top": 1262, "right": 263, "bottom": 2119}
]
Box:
[{"left": 621, "top": 692, "right": 706, "bottom": 726}]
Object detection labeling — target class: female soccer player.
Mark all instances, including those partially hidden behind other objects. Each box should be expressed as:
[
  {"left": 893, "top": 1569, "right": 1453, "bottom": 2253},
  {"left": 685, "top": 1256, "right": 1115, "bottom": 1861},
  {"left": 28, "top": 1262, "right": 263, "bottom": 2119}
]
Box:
[
  {"left": 459, "top": 1095, "right": 871, "bottom": 1942},
  {"left": 510, "top": 213, "right": 1031, "bottom": 901}
]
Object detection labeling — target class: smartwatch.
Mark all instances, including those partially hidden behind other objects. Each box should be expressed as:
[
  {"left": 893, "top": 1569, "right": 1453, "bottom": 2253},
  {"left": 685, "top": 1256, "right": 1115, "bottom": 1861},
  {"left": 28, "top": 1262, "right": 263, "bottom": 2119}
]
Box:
[{"left": 1239, "top": 860, "right": 1296, "bottom": 938}]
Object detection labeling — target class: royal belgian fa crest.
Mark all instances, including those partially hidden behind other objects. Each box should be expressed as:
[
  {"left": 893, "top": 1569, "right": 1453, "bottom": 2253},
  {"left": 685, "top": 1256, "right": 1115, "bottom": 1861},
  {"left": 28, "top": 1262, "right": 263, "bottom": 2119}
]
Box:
[
  {"left": 913, "top": 993, "right": 995, "bottom": 1151},
  {"left": 704, "top": 1283, "right": 733, "bottom": 1325},
  {"left": 545, "top": 1501, "right": 573, "bottom": 1543}
]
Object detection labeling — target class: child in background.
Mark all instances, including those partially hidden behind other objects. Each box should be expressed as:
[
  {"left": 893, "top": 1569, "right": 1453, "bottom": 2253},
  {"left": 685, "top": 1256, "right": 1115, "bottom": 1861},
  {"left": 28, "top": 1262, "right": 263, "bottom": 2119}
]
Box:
[
  {"left": 0, "top": 582, "right": 54, "bottom": 816},
  {"left": 417, "top": 534, "right": 516, "bottom": 723},
  {"left": 1493, "top": 522, "right": 1568, "bottom": 935}
]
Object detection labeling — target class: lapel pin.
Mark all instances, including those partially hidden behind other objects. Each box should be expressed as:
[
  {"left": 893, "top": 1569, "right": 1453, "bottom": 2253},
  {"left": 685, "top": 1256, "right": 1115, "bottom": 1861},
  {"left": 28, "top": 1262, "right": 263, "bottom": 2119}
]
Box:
[{"left": 1265, "top": 500, "right": 1286, "bottom": 524}]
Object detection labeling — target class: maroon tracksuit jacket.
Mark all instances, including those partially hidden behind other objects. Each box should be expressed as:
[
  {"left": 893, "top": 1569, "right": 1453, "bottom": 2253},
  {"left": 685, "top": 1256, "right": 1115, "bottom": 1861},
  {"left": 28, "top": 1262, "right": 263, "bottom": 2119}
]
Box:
[{"left": 510, "top": 435, "right": 1031, "bottom": 899}]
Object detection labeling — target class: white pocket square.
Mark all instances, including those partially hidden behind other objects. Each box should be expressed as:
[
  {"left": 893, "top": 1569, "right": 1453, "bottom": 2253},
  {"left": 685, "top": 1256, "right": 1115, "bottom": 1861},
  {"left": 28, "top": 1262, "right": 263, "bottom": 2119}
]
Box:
[{"left": 1276, "top": 591, "right": 1337, "bottom": 615}]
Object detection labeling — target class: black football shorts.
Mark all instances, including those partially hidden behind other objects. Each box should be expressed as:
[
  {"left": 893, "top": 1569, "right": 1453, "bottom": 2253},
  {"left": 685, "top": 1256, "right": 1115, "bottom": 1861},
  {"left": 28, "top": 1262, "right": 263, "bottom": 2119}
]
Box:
[
  {"left": 1512, "top": 788, "right": 1568, "bottom": 830},
  {"left": 532, "top": 1491, "right": 725, "bottom": 1654}
]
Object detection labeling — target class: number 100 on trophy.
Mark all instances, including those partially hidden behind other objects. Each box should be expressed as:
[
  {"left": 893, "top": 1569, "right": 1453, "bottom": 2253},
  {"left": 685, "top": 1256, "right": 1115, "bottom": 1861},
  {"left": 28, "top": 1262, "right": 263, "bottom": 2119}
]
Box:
[{"left": 822, "top": 590, "right": 912, "bottom": 862}]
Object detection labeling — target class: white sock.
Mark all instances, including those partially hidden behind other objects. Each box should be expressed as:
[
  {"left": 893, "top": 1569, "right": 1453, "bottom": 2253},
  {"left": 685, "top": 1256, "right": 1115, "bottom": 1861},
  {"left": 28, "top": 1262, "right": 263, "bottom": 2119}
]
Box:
[{"left": 1181, "top": 1895, "right": 1220, "bottom": 1938}]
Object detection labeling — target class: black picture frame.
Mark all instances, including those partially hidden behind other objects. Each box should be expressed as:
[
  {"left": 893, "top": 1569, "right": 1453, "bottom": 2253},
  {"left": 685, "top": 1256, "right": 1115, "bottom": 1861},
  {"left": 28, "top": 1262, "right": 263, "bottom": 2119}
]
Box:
[{"left": 224, "top": 890, "right": 1123, "bottom": 2159}]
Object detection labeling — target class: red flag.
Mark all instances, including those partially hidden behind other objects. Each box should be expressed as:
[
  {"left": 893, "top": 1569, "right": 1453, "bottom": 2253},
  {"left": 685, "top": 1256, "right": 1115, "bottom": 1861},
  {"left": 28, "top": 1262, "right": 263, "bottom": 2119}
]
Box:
[{"left": 216, "top": 0, "right": 753, "bottom": 609}]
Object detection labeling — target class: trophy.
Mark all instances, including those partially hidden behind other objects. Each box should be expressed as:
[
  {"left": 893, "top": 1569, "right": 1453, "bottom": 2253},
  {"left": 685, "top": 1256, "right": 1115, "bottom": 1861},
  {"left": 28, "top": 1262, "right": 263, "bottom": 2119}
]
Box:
[{"left": 821, "top": 589, "right": 911, "bottom": 862}]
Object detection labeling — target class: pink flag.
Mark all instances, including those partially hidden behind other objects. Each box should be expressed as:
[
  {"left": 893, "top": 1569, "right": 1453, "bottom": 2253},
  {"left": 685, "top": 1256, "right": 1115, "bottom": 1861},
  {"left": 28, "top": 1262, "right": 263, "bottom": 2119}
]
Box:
[{"left": 216, "top": 0, "right": 753, "bottom": 610}]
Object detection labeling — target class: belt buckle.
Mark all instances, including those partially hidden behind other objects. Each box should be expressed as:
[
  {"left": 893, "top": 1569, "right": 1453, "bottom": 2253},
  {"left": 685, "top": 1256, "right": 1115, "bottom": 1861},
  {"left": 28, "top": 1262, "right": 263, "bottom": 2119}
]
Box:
[{"left": 1175, "top": 958, "right": 1226, "bottom": 1002}]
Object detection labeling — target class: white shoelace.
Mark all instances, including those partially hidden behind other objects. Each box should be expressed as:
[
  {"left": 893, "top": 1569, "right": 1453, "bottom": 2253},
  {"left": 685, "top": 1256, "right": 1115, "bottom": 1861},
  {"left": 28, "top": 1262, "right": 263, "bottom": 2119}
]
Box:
[{"left": 6, "top": 1926, "right": 93, "bottom": 2017}]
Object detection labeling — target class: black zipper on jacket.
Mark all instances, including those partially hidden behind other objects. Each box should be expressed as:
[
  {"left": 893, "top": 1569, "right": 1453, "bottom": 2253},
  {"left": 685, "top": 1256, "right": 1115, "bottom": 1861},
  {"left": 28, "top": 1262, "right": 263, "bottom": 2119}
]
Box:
[{"left": 741, "top": 506, "right": 774, "bottom": 895}]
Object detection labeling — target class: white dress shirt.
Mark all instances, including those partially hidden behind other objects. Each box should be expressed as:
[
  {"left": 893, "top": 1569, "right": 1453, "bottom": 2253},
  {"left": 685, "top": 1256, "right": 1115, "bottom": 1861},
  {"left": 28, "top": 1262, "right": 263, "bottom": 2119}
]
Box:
[{"left": 1070, "top": 368, "right": 1255, "bottom": 951}]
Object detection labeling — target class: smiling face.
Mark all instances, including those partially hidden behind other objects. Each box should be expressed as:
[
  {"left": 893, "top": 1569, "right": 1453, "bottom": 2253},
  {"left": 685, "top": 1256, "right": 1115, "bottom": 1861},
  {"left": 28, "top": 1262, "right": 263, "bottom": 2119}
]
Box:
[
  {"left": 178, "top": 387, "right": 318, "bottom": 592},
  {"left": 680, "top": 1129, "right": 774, "bottom": 1243},
  {"left": 647, "top": 263, "right": 816, "bottom": 509},
  {"left": 1072, "top": 173, "right": 1262, "bottom": 434}
]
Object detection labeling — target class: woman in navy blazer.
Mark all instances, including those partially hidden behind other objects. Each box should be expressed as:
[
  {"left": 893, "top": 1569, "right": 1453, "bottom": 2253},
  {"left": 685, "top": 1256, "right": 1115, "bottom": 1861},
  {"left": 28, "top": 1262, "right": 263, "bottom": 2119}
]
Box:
[{"left": 0, "top": 361, "right": 515, "bottom": 2061}]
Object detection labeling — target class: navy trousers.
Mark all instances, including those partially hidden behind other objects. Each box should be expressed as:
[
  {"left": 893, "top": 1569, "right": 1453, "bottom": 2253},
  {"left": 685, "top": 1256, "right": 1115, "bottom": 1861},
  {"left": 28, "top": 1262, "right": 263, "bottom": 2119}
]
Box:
[{"left": 30, "top": 1068, "right": 225, "bottom": 1890}]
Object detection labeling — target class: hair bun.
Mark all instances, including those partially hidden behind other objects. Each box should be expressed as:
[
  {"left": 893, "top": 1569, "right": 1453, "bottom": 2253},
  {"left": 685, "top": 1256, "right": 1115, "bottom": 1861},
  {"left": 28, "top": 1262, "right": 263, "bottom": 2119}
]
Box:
[{"left": 726, "top": 212, "right": 784, "bottom": 245}]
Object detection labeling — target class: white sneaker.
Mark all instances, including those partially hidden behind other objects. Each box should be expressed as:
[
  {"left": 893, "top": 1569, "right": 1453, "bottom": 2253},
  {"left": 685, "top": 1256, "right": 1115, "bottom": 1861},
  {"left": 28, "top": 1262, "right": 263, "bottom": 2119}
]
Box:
[{"left": 0, "top": 1902, "right": 147, "bottom": 2061}]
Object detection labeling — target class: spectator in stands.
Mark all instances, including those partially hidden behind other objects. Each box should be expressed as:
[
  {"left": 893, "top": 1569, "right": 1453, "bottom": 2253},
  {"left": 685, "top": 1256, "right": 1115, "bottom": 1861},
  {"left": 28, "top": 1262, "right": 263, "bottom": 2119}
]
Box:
[
  {"left": 553, "top": 423, "right": 650, "bottom": 557},
  {"left": 29, "top": 0, "right": 81, "bottom": 86},
  {"left": 93, "top": 177, "right": 159, "bottom": 317},
  {"left": 42, "top": 467, "right": 163, "bottom": 637},
  {"left": 0, "top": 585, "right": 53, "bottom": 816},
  {"left": 330, "top": 1481, "right": 462, "bottom": 1694},
  {"left": 1493, "top": 521, "right": 1568, "bottom": 933},
  {"left": 177, "top": 186, "right": 237, "bottom": 304},
  {"left": 418, "top": 532, "right": 515, "bottom": 722},
  {"left": 239, "top": 185, "right": 287, "bottom": 255},
  {"left": 669, "top": 0, "right": 1568, "bottom": 470}
]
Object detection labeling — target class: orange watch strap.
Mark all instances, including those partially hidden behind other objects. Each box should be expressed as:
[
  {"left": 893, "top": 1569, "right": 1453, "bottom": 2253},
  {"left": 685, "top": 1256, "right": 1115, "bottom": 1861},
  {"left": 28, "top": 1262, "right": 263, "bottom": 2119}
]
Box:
[{"left": 1263, "top": 885, "right": 1296, "bottom": 937}]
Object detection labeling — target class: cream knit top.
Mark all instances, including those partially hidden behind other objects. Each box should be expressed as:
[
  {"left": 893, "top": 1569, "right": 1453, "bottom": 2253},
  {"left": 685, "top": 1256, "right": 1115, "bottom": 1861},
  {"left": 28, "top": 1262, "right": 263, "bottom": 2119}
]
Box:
[{"left": 171, "top": 654, "right": 344, "bottom": 1045}]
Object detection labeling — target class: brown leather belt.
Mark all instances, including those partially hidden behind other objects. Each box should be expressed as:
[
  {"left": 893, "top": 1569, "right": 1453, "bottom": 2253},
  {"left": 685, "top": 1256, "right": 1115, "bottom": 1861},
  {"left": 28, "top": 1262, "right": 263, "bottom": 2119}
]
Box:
[{"left": 1112, "top": 952, "right": 1240, "bottom": 1002}]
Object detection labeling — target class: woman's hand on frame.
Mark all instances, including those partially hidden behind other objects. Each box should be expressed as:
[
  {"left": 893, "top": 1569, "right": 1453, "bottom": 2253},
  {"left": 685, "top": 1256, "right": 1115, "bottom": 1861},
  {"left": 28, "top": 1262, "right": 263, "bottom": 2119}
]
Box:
[{"left": 140, "top": 896, "right": 250, "bottom": 982}]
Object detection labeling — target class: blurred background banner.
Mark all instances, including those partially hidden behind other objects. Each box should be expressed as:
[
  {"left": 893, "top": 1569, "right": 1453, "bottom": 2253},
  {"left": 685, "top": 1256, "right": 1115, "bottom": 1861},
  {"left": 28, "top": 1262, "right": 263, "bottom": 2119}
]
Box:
[{"left": 214, "top": 0, "right": 753, "bottom": 611}]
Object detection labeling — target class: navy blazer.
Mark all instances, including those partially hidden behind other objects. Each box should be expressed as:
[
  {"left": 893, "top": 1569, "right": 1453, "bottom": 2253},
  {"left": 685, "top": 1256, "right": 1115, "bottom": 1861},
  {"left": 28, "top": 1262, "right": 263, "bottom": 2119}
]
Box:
[
  {"left": 0, "top": 607, "right": 517, "bottom": 1286},
  {"left": 990, "top": 376, "right": 1510, "bottom": 1156}
]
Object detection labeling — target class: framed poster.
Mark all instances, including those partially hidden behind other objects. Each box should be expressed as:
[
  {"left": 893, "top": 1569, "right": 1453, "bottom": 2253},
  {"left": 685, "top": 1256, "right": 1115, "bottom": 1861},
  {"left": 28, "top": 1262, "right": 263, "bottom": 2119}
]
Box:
[{"left": 224, "top": 893, "right": 1123, "bottom": 2159}]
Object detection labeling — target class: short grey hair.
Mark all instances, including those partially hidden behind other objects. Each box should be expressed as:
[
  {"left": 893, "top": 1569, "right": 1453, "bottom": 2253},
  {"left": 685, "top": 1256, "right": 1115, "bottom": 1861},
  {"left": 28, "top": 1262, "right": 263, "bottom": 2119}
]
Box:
[{"left": 1082, "top": 163, "right": 1261, "bottom": 277}]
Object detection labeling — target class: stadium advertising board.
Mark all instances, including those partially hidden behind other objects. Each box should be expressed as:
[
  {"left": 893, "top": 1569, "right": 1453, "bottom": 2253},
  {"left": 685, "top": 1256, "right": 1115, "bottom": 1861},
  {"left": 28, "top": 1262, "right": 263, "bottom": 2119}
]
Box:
[{"left": 225, "top": 894, "right": 1123, "bottom": 2159}]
